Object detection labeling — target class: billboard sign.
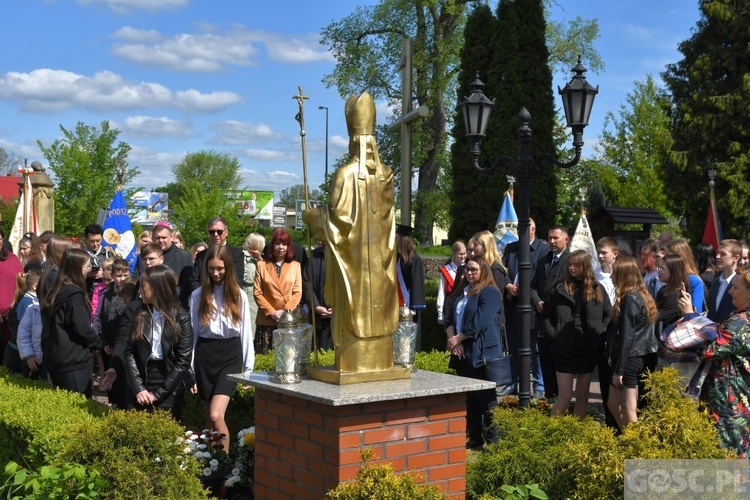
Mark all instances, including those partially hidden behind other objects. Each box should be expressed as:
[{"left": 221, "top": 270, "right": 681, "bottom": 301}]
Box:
[{"left": 225, "top": 190, "right": 274, "bottom": 220}]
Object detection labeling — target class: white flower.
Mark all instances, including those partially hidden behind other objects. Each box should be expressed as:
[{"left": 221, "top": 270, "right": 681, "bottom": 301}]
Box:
[
  {"left": 224, "top": 475, "right": 240, "bottom": 487},
  {"left": 188, "top": 434, "right": 198, "bottom": 441},
  {"left": 209, "top": 459, "right": 219, "bottom": 468},
  {"left": 154, "top": 457, "right": 162, "bottom": 463},
  {"left": 197, "top": 444, "right": 207, "bottom": 450},
  {"left": 211, "top": 463, "right": 219, "bottom": 472},
  {"left": 203, "top": 467, "right": 213, "bottom": 477},
  {"left": 232, "top": 468, "right": 241, "bottom": 476},
  {"left": 185, "top": 430, "right": 194, "bottom": 437},
  {"left": 183, "top": 446, "right": 192, "bottom": 454}
]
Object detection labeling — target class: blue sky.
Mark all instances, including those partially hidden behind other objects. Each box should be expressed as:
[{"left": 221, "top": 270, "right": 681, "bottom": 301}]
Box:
[{"left": 0, "top": 0, "right": 699, "bottom": 196}]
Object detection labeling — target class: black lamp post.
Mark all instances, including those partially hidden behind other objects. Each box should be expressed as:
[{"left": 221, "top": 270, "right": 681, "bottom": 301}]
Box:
[
  {"left": 460, "top": 57, "right": 598, "bottom": 408},
  {"left": 318, "top": 105, "right": 329, "bottom": 181}
]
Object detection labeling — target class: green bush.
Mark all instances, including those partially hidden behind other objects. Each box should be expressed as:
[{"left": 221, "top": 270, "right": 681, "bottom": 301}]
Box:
[
  {"left": 617, "top": 367, "right": 730, "bottom": 459},
  {"left": 0, "top": 461, "right": 105, "bottom": 499},
  {"left": 57, "top": 410, "right": 207, "bottom": 499},
  {"left": 468, "top": 368, "right": 731, "bottom": 500},
  {"left": 326, "top": 449, "right": 443, "bottom": 500},
  {"left": 0, "top": 369, "right": 105, "bottom": 466},
  {"left": 467, "top": 408, "right": 619, "bottom": 500},
  {"left": 0, "top": 369, "right": 208, "bottom": 499}
]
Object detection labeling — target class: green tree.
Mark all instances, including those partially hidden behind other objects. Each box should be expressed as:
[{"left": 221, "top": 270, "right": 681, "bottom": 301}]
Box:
[
  {"left": 662, "top": 0, "right": 750, "bottom": 240},
  {"left": 322, "top": 0, "right": 600, "bottom": 244},
  {"left": 590, "top": 75, "right": 673, "bottom": 218},
  {"left": 169, "top": 181, "right": 244, "bottom": 247},
  {"left": 450, "top": 0, "right": 558, "bottom": 239},
  {"left": 277, "top": 184, "right": 325, "bottom": 208},
  {"left": 37, "top": 121, "right": 138, "bottom": 236},
  {"left": 171, "top": 150, "right": 243, "bottom": 191}
]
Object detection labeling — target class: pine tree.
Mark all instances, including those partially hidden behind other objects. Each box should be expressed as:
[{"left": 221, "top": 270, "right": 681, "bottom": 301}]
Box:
[
  {"left": 449, "top": 0, "right": 557, "bottom": 240},
  {"left": 662, "top": 0, "right": 750, "bottom": 240},
  {"left": 449, "top": 3, "right": 498, "bottom": 241}
]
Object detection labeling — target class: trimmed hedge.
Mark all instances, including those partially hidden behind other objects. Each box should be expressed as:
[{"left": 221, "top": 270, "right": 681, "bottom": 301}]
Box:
[
  {"left": 0, "top": 369, "right": 207, "bottom": 499},
  {"left": 467, "top": 368, "right": 730, "bottom": 499}
]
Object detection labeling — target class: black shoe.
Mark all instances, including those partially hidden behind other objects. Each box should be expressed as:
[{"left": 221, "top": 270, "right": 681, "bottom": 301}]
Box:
[
  {"left": 466, "top": 439, "right": 484, "bottom": 449},
  {"left": 496, "top": 385, "right": 515, "bottom": 397}
]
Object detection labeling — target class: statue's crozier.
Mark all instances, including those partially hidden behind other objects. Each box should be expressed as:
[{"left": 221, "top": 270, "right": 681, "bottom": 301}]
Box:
[{"left": 303, "top": 92, "right": 406, "bottom": 383}]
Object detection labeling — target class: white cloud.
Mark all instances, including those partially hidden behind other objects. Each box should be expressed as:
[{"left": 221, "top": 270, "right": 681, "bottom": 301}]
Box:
[
  {"left": 110, "top": 26, "right": 332, "bottom": 71},
  {"left": 77, "top": 0, "right": 188, "bottom": 14},
  {"left": 243, "top": 148, "right": 298, "bottom": 162},
  {"left": 238, "top": 168, "right": 301, "bottom": 193},
  {"left": 174, "top": 89, "right": 243, "bottom": 113},
  {"left": 128, "top": 145, "right": 183, "bottom": 188},
  {"left": 112, "top": 26, "right": 162, "bottom": 42},
  {"left": 111, "top": 33, "right": 258, "bottom": 72},
  {"left": 330, "top": 135, "right": 349, "bottom": 149},
  {"left": 213, "top": 120, "right": 282, "bottom": 145},
  {"left": 122, "top": 116, "right": 192, "bottom": 137},
  {"left": 0, "top": 69, "right": 241, "bottom": 113},
  {"left": 258, "top": 34, "right": 336, "bottom": 64}
]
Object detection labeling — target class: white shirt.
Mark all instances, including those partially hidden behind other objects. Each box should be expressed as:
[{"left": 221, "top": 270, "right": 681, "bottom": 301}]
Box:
[
  {"left": 595, "top": 268, "right": 616, "bottom": 305},
  {"left": 190, "top": 284, "right": 255, "bottom": 373},
  {"left": 437, "top": 261, "right": 458, "bottom": 323},
  {"left": 149, "top": 310, "right": 164, "bottom": 360}
]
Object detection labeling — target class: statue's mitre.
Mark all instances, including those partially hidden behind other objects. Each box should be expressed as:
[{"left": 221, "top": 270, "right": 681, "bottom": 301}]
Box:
[{"left": 345, "top": 92, "right": 376, "bottom": 136}]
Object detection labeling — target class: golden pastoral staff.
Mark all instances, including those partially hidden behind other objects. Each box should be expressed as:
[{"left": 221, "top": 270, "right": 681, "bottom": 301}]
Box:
[{"left": 303, "top": 92, "right": 404, "bottom": 380}]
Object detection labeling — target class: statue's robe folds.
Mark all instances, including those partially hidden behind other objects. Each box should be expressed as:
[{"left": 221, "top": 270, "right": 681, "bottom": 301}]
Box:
[{"left": 303, "top": 146, "right": 398, "bottom": 372}]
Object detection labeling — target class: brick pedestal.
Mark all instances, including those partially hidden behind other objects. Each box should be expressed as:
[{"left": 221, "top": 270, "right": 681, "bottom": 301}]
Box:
[{"left": 230, "top": 371, "right": 494, "bottom": 500}]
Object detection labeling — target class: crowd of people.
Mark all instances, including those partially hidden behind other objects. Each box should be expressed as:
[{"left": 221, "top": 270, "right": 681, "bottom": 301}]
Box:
[
  {"left": 0, "top": 220, "right": 314, "bottom": 452},
  {"left": 438, "top": 223, "right": 750, "bottom": 456},
  {"left": 4, "top": 219, "right": 750, "bottom": 458}
]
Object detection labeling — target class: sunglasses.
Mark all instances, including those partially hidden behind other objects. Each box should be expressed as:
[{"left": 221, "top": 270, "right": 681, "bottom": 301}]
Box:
[{"left": 208, "top": 229, "right": 225, "bottom": 236}]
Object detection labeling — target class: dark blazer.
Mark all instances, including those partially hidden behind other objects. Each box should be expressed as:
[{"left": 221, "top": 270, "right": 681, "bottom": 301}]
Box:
[
  {"left": 41, "top": 284, "right": 103, "bottom": 373},
  {"left": 399, "top": 254, "right": 426, "bottom": 310},
  {"left": 305, "top": 245, "right": 328, "bottom": 310},
  {"left": 123, "top": 303, "right": 193, "bottom": 402},
  {"left": 606, "top": 291, "right": 658, "bottom": 376},
  {"left": 530, "top": 247, "right": 570, "bottom": 339},
  {"left": 547, "top": 281, "right": 611, "bottom": 341},
  {"left": 457, "top": 286, "right": 503, "bottom": 368},
  {"left": 707, "top": 274, "right": 736, "bottom": 323},
  {"left": 503, "top": 238, "right": 550, "bottom": 329}
]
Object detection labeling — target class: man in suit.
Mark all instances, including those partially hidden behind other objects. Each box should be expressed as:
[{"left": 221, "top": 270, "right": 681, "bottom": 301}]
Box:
[
  {"left": 708, "top": 239, "right": 741, "bottom": 322},
  {"left": 502, "top": 218, "right": 549, "bottom": 396},
  {"left": 530, "top": 225, "right": 570, "bottom": 399},
  {"left": 185, "top": 217, "right": 245, "bottom": 307}
]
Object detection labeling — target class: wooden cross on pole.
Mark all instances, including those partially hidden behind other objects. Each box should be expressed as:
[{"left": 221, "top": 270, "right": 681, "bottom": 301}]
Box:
[{"left": 386, "top": 38, "right": 429, "bottom": 227}]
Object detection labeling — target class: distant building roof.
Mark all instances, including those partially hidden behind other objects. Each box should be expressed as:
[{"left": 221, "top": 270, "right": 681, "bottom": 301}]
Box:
[
  {"left": 590, "top": 206, "right": 669, "bottom": 225},
  {"left": 0, "top": 176, "right": 21, "bottom": 205}
]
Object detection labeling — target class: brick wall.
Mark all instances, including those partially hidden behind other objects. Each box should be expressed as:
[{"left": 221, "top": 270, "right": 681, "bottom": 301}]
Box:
[{"left": 254, "top": 388, "right": 468, "bottom": 499}]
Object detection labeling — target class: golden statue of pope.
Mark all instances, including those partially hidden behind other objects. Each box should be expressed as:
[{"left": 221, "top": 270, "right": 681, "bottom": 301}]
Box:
[{"left": 302, "top": 92, "right": 399, "bottom": 374}]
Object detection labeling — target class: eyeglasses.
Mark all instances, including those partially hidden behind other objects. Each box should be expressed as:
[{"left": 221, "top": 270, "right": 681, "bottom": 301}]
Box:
[
  {"left": 465, "top": 267, "right": 480, "bottom": 274},
  {"left": 208, "top": 229, "right": 225, "bottom": 236}
]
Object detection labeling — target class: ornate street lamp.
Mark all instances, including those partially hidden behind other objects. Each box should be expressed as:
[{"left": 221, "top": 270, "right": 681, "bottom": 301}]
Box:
[{"left": 460, "top": 57, "right": 598, "bottom": 407}]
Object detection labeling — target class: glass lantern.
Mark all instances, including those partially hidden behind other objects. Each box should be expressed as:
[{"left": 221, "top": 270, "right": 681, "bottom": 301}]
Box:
[
  {"left": 393, "top": 306, "right": 418, "bottom": 371},
  {"left": 293, "top": 306, "right": 314, "bottom": 375},
  {"left": 273, "top": 310, "right": 301, "bottom": 384}
]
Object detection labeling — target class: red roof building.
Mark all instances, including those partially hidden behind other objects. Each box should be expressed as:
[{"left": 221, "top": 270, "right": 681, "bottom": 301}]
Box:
[{"left": 0, "top": 175, "right": 21, "bottom": 206}]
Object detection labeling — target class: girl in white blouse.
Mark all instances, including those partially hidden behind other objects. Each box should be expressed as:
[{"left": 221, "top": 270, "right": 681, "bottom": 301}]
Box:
[{"left": 191, "top": 245, "right": 254, "bottom": 451}]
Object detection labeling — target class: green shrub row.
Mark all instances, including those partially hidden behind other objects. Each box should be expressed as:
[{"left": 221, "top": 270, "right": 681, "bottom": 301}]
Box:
[
  {"left": 468, "top": 368, "right": 729, "bottom": 499},
  {"left": 0, "top": 369, "right": 207, "bottom": 499}
]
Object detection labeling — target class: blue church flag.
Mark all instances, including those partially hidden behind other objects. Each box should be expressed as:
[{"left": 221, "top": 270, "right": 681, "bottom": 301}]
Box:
[
  {"left": 494, "top": 190, "right": 518, "bottom": 253},
  {"left": 102, "top": 190, "right": 138, "bottom": 272}
]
